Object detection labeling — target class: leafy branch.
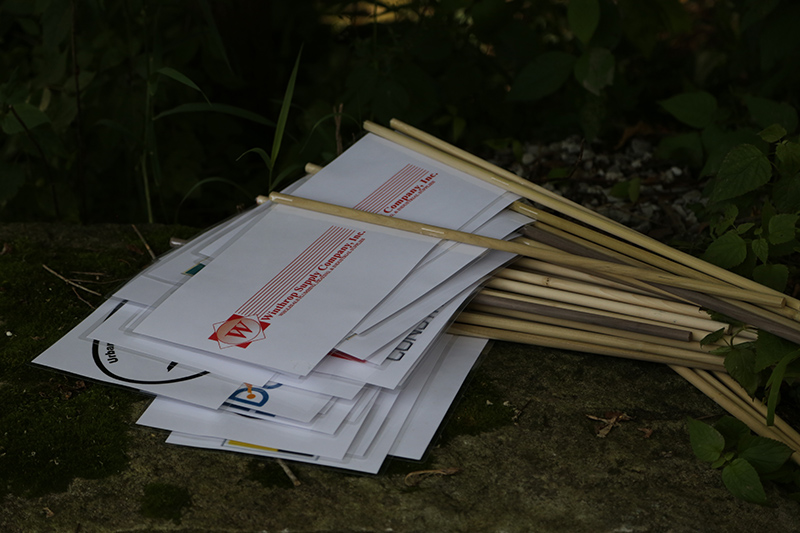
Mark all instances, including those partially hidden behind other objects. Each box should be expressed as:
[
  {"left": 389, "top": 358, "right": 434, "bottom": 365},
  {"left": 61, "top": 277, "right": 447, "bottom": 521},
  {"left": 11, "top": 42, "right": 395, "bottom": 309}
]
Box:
[{"left": 688, "top": 416, "right": 797, "bottom": 504}]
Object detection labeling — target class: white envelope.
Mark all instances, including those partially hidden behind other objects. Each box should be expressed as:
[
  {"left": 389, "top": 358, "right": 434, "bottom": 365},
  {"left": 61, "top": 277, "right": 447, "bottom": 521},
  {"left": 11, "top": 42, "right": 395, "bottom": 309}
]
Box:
[
  {"left": 223, "top": 381, "right": 332, "bottom": 423},
  {"left": 138, "top": 386, "right": 398, "bottom": 461},
  {"left": 32, "top": 299, "right": 239, "bottom": 409},
  {"left": 164, "top": 334, "right": 487, "bottom": 473},
  {"left": 334, "top": 249, "right": 515, "bottom": 360},
  {"left": 314, "top": 287, "right": 475, "bottom": 389},
  {"left": 88, "top": 299, "right": 277, "bottom": 385}
]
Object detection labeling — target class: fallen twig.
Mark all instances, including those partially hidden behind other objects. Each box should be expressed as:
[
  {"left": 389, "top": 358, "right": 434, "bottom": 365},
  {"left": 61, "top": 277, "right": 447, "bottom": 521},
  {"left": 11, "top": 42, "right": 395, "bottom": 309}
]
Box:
[
  {"left": 404, "top": 467, "right": 460, "bottom": 486},
  {"left": 277, "top": 458, "right": 301, "bottom": 486},
  {"left": 42, "top": 264, "right": 102, "bottom": 296},
  {"left": 334, "top": 102, "right": 344, "bottom": 156},
  {"left": 71, "top": 286, "right": 96, "bottom": 309},
  {"left": 132, "top": 224, "right": 157, "bottom": 260},
  {"left": 586, "top": 412, "right": 633, "bottom": 438}
]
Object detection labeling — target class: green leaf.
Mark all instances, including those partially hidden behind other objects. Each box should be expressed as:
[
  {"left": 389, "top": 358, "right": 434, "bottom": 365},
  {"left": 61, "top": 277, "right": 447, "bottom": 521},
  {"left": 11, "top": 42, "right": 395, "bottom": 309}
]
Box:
[
  {"left": 197, "top": 0, "right": 233, "bottom": 73},
  {"left": 722, "top": 458, "right": 767, "bottom": 504},
  {"left": 740, "top": 0, "right": 780, "bottom": 31},
  {"left": 737, "top": 435, "right": 793, "bottom": 474},
  {"left": 702, "top": 230, "right": 747, "bottom": 269},
  {"left": 755, "top": 331, "right": 800, "bottom": 372},
  {"left": 765, "top": 351, "right": 800, "bottom": 425},
  {"left": 41, "top": 0, "right": 70, "bottom": 51},
  {"left": 659, "top": 91, "right": 717, "bottom": 129},
  {"left": 759, "top": 3, "right": 800, "bottom": 70},
  {"left": 757, "top": 123, "right": 786, "bottom": 143},
  {"left": 772, "top": 175, "right": 800, "bottom": 213},
  {"left": 751, "top": 238, "right": 769, "bottom": 264},
  {"left": 744, "top": 95, "right": 797, "bottom": 134},
  {"left": 768, "top": 213, "right": 798, "bottom": 245},
  {"left": 713, "top": 416, "right": 751, "bottom": 450},
  {"left": 709, "top": 144, "right": 771, "bottom": 204},
  {"left": 94, "top": 119, "right": 139, "bottom": 144},
  {"left": 713, "top": 204, "right": 739, "bottom": 237},
  {"left": 508, "top": 52, "right": 577, "bottom": 102},
  {"left": 608, "top": 177, "right": 640, "bottom": 203},
  {"left": 700, "top": 125, "right": 766, "bottom": 177},
  {"left": 711, "top": 455, "right": 731, "bottom": 469},
  {"left": 237, "top": 147, "right": 273, "bottom": 172},
  {"left": 776, "top": 140, "right": 800, "bottom": 178},
  {"left": 547, "top": 167, "right": 571, "bottom": 180},
  {"left": 687, "top": 417, "right": 725, "bottom": 462},
  {"left": 710, "top": 345, "right": 733, "bottom": 356},
  {"left": 762, "top": 200, "right": 777, "bottom": 231},
  {"left": 271, "top": 162, "right": 304, "bottom": 191},
  {"left": 17, "top": 17, "right": 40, "bottom": 36},
  {"left": 175, "top": 177, "right": 253, "bottom": 223},
  {"left": 568, "top": 0, "right": 600, "bottom": 45},
  {"left": 656, "top": 132, "right": 704, "bottom": 168},
  {"left": 573, "top": 47, "right": 615, "bottom": 96},
  {"left": 0, "top": 160, "right": 26, "bottom": 202},
  {"left": 2, "top": 103, "right": 51, "bottom": 134},
  {"left": 724, "top": 346, "right": 759, "bottom": 397},
  {"left": 155, "top": 67, "right": 210, "bottom": 104},
  {"left": 700, "top": 328, "right": 726, "bottom": 347},
  {"left": 590, "top": 0, "right": 622, "bottom": 50},
  {"left": 617, "top": 0, "right": 689, "bottom": 57},
  {"left": 270, "top": 46, "right": 303, "bottom": 186},
  {"left": 153, "top": 103, "right": 276, "bottom": 127}
]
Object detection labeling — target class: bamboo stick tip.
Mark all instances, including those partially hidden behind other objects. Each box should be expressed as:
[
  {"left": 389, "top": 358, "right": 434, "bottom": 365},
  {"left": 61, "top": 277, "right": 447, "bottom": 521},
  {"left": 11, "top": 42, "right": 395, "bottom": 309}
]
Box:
[
  {"left": 305, "top": 162, "right": 323, "bottom": 174},
  {"left": 255, "top": 195, "right": 269, "bottom": 205}
]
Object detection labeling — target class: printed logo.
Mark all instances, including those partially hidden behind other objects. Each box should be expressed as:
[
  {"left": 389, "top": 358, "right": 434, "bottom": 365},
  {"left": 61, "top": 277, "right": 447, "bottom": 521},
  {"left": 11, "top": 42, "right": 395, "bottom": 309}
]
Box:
[
  {"left": 227, "top": 382, "right": 282, "bottom": 408},
  {"left": 209, "top": 314, "right": 269, "bottom": 349}
]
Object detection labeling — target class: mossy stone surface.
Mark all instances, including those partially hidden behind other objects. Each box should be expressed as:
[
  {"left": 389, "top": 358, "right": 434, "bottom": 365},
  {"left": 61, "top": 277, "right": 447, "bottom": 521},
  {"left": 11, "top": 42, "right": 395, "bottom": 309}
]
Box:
[
  {"left": 2, "top": 223, "right": 800, "bottom": 532},
  {"left": 139, "top": 482, "right": 192, "bottom": 523}
]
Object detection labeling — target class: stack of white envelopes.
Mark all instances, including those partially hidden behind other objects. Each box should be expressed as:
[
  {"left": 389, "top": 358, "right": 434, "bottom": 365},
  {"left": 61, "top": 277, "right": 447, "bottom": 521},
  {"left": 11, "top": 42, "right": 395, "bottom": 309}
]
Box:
[{"left": 34, "top": 132, "right": 530, "bottom": 473}]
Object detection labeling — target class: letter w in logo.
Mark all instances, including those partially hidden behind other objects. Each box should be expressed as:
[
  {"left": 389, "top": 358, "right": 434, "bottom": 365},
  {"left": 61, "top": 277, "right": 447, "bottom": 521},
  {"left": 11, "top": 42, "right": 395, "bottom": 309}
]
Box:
[{"left": 209, "top": 314, "right": 269, "bottom": 349}]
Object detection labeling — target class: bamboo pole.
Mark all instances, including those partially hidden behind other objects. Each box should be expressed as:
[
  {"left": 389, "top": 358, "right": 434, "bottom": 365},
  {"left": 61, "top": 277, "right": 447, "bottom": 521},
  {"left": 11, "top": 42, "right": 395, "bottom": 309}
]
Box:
[
  {"left": 478, "top": 288, "right": 728, "bottom": 343},
  {"left": 382, "top": 118, "right": 800, "bottom": 312},
  {"left": 672, "top": 366, "right": 800, "bottom": 465},
  {"left": 447, "top": 322, "right": 726, "bottom": 371},
  {"left": 515, "top": 216, "right": 800, "bottom": 344},
  {"left": 471, "top": 291, "right": 694, "bottom": 342},
  {"left": 495, "top": 267, "right": 712, "bottom": 320},
  {"left": 515, "top": 204, "right": 800, "bottom": 324},
  {"left": 486, "top": 277, "right": 731, "bottom": 333},
  {"left": 457, "top": 311, "right": 727, "bottom": 368},
  {"left": 712, "top": 371, "right": 800, "bottom": 452},
  {"left": 512, "top": 257, "right": 666, "bottom": 298},
  {"left": 267, "top": 192, "right": 785, "bottom": 308},
  {"left": 512, "top": 230, "right": 703, "bottom": 307},
  {"left": 467, "top": 302, "right": 712, "bottom": 352},
  {"left": 305, "top": 163, "right": 324, "bottom": 174}
]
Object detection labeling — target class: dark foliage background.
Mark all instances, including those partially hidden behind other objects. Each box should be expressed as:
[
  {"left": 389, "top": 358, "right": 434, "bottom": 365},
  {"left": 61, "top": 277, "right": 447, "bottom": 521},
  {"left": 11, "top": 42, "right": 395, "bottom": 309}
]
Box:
[{"left": 1, "top": 0, "right": 798, "bottom": 284}]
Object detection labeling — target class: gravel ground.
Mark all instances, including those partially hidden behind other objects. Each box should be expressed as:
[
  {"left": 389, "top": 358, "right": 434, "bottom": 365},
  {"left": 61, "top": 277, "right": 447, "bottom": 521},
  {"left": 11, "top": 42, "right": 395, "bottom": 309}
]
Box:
[{"left": 494, "top": 135, "right": 707, "bottom": 250}]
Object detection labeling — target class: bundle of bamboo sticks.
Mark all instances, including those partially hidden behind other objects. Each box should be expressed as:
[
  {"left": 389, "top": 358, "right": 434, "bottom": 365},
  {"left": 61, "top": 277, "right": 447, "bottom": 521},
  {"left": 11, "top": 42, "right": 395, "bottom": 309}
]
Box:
[{"left": 268, "top": 119, "right": 800, "bottom": 463}]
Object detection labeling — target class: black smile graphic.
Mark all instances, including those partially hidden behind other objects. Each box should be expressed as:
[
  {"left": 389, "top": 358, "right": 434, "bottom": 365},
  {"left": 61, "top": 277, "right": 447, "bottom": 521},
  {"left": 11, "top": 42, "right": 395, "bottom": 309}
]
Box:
[{"left": 90, "top": 300, "right": 208, "bottom": 385}]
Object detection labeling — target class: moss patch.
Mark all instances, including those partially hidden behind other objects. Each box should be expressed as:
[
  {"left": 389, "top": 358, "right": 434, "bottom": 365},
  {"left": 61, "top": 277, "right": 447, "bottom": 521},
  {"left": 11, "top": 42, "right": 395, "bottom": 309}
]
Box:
[
  {"left": 139, "top": 482, "right": 192, "bottom": 523},
  {"left": 0, "top": 224, "right": 197, "bottom": 497},
  {"left": 0, "top": 381, "right": 135, "bottom": 497},
  {"left": 246, "top": 459, "right": 297, "bottom": 489},
  {"left": 438, "top": 371, "right": 516, "bottom": 444}
]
